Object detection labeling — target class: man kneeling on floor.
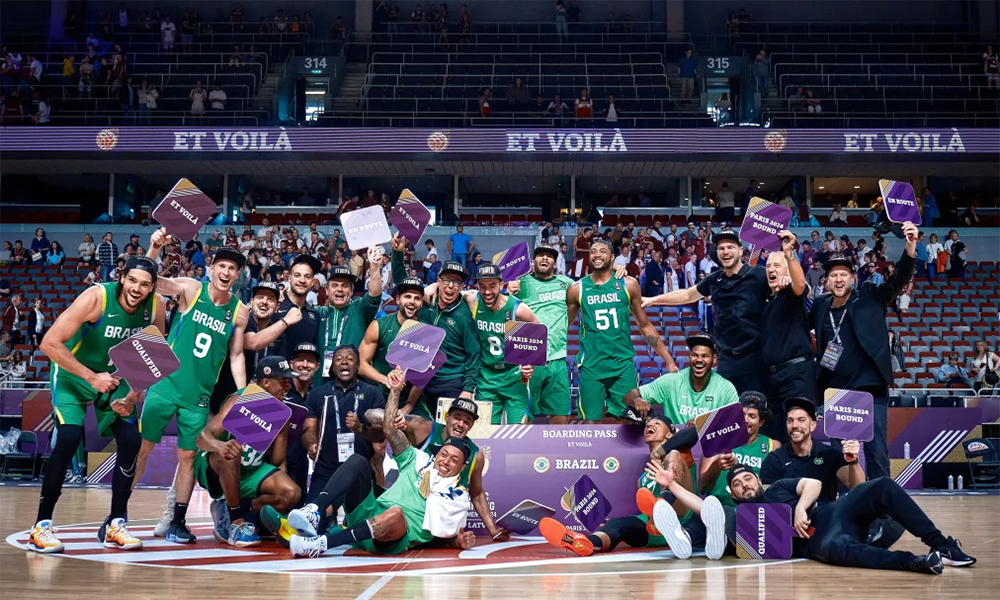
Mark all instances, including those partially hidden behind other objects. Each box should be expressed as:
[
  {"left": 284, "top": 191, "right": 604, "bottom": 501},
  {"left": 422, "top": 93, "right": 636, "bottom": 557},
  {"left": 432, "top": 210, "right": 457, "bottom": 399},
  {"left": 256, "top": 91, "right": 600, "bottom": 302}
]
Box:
[
  {"left": 195, "top": 356, "right": 302, "bottom": 547},
  {"left": 287, "top": 367, "right": 476, "bottom": 557}
]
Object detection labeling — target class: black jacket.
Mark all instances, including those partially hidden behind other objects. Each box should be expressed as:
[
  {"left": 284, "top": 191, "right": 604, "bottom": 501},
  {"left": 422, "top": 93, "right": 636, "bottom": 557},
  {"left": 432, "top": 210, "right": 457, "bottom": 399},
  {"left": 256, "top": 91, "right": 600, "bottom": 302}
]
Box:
[
  {"left": 26, "top": 309, "right": 42, "bottom": 339},
  {"left": 810, "top": 250, "right": 915, "bottom": 388}
]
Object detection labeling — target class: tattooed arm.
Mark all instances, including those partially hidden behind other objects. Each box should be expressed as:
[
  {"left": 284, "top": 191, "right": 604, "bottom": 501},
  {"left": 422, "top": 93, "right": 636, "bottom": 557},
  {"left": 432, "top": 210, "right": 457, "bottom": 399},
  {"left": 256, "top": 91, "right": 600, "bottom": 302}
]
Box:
[{"left": 383, "top": 367, "right": 411, "bottom": 457}]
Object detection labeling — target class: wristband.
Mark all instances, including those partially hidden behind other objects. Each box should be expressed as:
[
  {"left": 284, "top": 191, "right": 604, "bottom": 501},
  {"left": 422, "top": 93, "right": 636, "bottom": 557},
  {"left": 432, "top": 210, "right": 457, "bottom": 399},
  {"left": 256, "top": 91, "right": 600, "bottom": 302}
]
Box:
[
  {"left": 280, "top": 317, "right": 288, "bottom": 327},
  {"left": 845, "top": 458, "right": 859, "bottom": 465}
]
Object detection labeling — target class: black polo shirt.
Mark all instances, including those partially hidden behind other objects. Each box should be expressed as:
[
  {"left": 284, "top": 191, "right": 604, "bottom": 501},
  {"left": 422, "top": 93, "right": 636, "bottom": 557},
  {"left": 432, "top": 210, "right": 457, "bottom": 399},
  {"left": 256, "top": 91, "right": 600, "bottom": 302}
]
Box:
[
  {"left": 209, "top": 316, "right": 286, "bottom": 414},
  {"left": 305, "top": 379, "right": 386, "bottom": 475},
  {"left": 761, "top": 287, "right": 813, "bottom": 367},
  {"left": 274, "top": 296, "right": 320, "bottom": 360},
  {"left": 817, "top": 304, "right": 882, "bottom": 391},
  {"left": 761, "top": 441, "right": 847, "bottom": 502},
  {"left": 696, "top": 263, "right": 770, "bottom": 354},
  {"left": 285, "top": 381, "right": 313, "bottom": 408}
]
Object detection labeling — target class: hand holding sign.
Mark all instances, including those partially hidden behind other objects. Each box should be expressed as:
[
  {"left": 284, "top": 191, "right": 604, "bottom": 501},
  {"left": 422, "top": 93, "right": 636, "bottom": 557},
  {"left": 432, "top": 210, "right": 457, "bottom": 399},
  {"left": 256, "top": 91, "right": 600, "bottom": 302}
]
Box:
[
  {"left": 151, "top": 178, "right": 219, "bottom": 241},
  {"left": 823, "top": 389, "right": 874, "bottom": 462},
  {"left": 740, "top": 197, "right": 793, "bottom": 252},
  {"left": 694, "top": 402, "right": 750, "bottom": 458},
  {"left": 108, "top": 326, "right": 182, "bottom": 392},
  {"left": 390, "top": 189, "right": 432, "bottom": 245},
  {"left": 387, "top": 320, "right": 448, "bottom": 375},
  {"left": 493, "top": 242, "right": 531, "bottom": 282},
  {"left": 222, "top": 384, "right": 293, "bottom": 454},
  {"left": 735, "top": 504, "right": 794, "bottom": 560},
  {"left": 341, "top": 205, "right": 393, "bottom": 250}
]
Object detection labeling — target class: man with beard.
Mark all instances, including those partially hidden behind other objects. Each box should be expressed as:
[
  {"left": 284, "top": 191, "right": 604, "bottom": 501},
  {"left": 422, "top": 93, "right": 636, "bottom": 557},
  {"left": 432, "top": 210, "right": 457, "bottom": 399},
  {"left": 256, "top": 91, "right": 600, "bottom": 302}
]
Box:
[
  {"left": 643, "top": 229, "right": 770, "bottom": 394},
  {"left": 811, "top": 223, "right": 918, "bottom": 480},
  {"left": 274, "top": 254, "right": 323, "bottom": 362},
  {"left": 391, "top": 235, "right": 480, "bottom": 419},
  {"left": 359, "top": 277, "right": 425, "bottom": 391},
  {"left": 573, "top": 227, "right": 593, "bottom": 278},
  {"left": 569, "top": 240, "right": 678, "bottom": 423},
  {"left": 28, "top": 257, "right": 164, "bottom": 553},
  {"left": 137, "top": 230, "right": 249, "bottom": 544},
  {"left": 506, "top": 245, "right": 574, "bottom": 423},
  {"left": 760, "top": 230, "right": 813, "bottom": 442},
  {"left": 195, "top": 357, "right": 302, "bottom": 548},
  {"left": 284, "top": 342, "right": 322, "bottom": 497},
  {"left": 539, "top": 415, "right": 721, "bottom": 559},
  {"left": 316, "top": 251, "right": 383, "bottom": 385}
]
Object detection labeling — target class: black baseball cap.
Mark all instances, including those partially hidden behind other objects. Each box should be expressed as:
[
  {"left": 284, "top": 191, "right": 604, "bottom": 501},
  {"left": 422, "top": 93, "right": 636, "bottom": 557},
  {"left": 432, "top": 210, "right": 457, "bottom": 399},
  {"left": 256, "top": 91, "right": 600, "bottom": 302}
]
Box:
[
  {"left": 726, "top": 464, "right": 757, "bottom": 487},
  {"left": 251, "top": 281, "right": 280, "bottom": 299},
  {"left": 395, "top": 277, "right": 424, "bottom": 297},
  {"left": 646, "top": 414, "right": 676, "bottom": 433},
  {"left": 713, "top": 229, "right": 741, "bottom": 246},
  {"left": 328, "top": 265, "right": 355, "bottom": 282},
  {"left": 439, "top": 261, "right": 469, "bottom": 282},
  {"left": 785, "top": 397, "right": 817, "bottom": 420},
  {"left": 739, "top": 391, "right": 771, "bottom": 421},
  {"left": 255, "top": 356, "right": 298, "bottom": 380},
  {"left": 448, "top": 398, "right": 480, "bottom": 422},
  {"left": 474, "top": 263, "right": 502, "bottom": 281},
  {"left": 533, "top": 244, "right": 559, "bottom": 259},
  {"left": 686, "top": 332, "right": 717, "bottom": 353},
  {"left": 292, "top": 342, "right": 321, "bottom": 361},
  {"left": 291, "top": 254, "right": 323, "bottom": 275},
  {"left": 823, "top": 255, "right": 855, "bottom": 274},
  {"left": 213, "top": 247, "right": 247, "bottom": 270},
  {"left": 442, "top": 436, "right": 472, "bottom": 463}
]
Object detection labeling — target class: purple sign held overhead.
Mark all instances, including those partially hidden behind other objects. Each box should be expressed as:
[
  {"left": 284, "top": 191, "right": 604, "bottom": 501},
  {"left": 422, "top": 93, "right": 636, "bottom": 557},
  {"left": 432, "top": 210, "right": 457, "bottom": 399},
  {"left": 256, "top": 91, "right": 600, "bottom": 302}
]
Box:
[
  {"left": 285, "top": 402, "right": 308, "bottom": 448},
  {"left": 341, "top": 205, "right": 393, "bottom": 250},
  {"left": 493, "top": 242, "right": 531, "bottom": 282},
  {"left": 222, "top": 384, "right": 293, "bottom": 454},
  {"left": 879, "top": 179, "right": 923, "bottom": 225},
  {"left": 562, "top": 474, "right": 613, "bottom": 533},
  {"left": 406, "top": 350, "right": 447, "bottom": 389},
  {"left": 504, "top": 322, "right": 548, "bottom": 366},
  {"left": 735, "top": 504, "right": 794, "bottom": 560},
  {"left": 739, "top": 197, "right": 793, "bottom": 252},
  {"left": 108, "top": 326, "right": 181, "bottom": 392},
  {"left": 496, "top": 499, "right": 557, "bottom": 536},
  {"left": 150, "top": 178, "right": 219, "bottom": 242},
  {"left": 390, "top": 188, "right": 432, "bottom": 246},
  {"left": 823, "top": 389, "right": 875, "bottom": 442},
  {"left": 695, "top": 401, "right": 750, "bottom": 457},
  {"left": 386, "top": 320, "right": 447, "bottom": 374}
]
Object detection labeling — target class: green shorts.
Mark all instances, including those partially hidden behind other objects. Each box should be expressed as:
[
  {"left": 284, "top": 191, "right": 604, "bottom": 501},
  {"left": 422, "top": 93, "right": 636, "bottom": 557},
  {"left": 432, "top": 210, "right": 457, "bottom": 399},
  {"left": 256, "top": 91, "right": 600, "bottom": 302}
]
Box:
[
  {"left": 52, "top": 370, "right": 136, "bottom": 437},
  {"left": 578, "top": 362, "right": 637, "bottom": 420},
  {"left": 344, "top": 488, "right": 416, "bottom": 555},
  {"left": 477, "top": 365, "right": 529, "bottom": 425},
  {"left": 529, "top": 358, "right": 571, "bottom": 417},
  {"left": 193, "top": 452, "right": 279, "bottom": 500},
  {"left": 139, "top": 390, "right": 209, "bottom": 451}
]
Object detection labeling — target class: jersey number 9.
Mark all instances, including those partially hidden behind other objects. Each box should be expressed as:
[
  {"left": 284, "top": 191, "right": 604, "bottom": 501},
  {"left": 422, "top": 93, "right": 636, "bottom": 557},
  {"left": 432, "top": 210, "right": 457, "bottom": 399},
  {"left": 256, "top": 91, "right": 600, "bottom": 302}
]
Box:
[{"left": 193, "top": 332, "right": 213, "bottom": 358}]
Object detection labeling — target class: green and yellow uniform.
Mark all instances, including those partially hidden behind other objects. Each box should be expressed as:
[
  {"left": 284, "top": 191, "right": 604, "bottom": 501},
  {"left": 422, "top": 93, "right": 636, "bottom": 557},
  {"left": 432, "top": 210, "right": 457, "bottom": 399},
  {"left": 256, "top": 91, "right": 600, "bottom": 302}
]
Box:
[
  {"left": 514, "top": 273, "right": 573, "bottom": 417},
  {"left": 140, "top": 282, "right": 242, "bottom": 450},
  {"left": 707, "top": 435, "right": 777, "bottom": 507},
  {"left": 473, "top": 294, "right": 528, "bottom": 424},
  {"left": 417, "top": 421, "right": 480, "bottom": 488},
  {"left": 370, "top": 313, "right": 405, "bottom": 390},
  {"left": 577, "top": 276, "right": 635, "bottom": 419},
  {"left": 193, "top": 389, "right": 280, "bottom": 500},
  {"left": 638, "top": 368, "right": 739, "bottom": 425},
  {"left": 51, "top": 283, "right": 155, "bottom": 435},
  {"left": 635, "top": 449, "right": 698, "bottom": 547}
]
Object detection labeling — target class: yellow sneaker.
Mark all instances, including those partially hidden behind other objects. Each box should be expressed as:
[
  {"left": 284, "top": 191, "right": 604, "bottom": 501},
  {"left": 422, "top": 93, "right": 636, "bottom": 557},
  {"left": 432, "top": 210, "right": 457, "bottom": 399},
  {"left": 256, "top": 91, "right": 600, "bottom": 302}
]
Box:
[
  {"left": 104, "top": 518, "right": 143, "bottom": 550},
  {"left": 27, "top": 520, "right": 64, "bottom": 554}
]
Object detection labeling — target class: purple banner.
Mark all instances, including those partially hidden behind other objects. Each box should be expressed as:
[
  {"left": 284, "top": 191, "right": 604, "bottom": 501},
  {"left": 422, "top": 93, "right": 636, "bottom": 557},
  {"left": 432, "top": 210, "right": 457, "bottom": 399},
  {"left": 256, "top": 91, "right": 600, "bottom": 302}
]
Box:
[
  {"left": 496, "top": 499, "right": 557, "bottom": 536},
  {"left": 150, "top": 178, "right": 219, "bottom": 241},
  {"left": 340, "top": 205, "right": 393, "bottom": 250},
  {"left": 735, "top": 504, "right": 794, "bottom": 560},
  {"left": 740, "top": 198, "right": 793, "bottom": 252},
  {"left": 286, "top": 402, "right": 308, "bottom": 448},
  {"left": 1, "top": 127, "right": 997, "bottom": 155},
  {"left": 387, "top": 321, "right": 447, "bottom": 373},
  {"left": 390, "top": 189, "right": 431, "bottom": 246},
  {"left": 222, "top": 386, "right": 293, "bottom": 454},
  {"left": 406, "top": 350, "right": 446, "bottom": 389},
  {"left": 823, "top": 389, "right": 875, "bottom": 442},
  {"left": 504, "top": 322, "right": 548, "bottom": 366},
  {"left": 108, "top": 327, "right": 182, "bottom": 392},
  {"left": 879, "top": 179, "right": 923, "bottom": 225},
  {"left": 493, "top": 242, "right": 531, "bottom": 282},
  {"left": 695, "top": 401, "right": 749, "bottom": 457},
  {"left": 563, "top": 474, "right": 614, "bottom": 533}
]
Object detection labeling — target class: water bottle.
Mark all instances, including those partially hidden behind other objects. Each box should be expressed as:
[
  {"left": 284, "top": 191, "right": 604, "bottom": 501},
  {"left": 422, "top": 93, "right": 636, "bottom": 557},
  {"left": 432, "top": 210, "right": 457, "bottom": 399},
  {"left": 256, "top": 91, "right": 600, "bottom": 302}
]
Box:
[
  {"left": 957, "top": 475, "right": 964, "bottom": 490},
  {"left": 947, "top": 475, "right": 954, "bottom": 490},
  {"left": 904, "top": 442, "right": 911, "bottom": 460}
]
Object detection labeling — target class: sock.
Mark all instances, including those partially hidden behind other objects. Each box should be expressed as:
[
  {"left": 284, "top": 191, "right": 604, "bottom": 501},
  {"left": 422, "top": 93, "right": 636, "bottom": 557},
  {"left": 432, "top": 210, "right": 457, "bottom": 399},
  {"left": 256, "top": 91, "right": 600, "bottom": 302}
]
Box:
[
  {"left": 586, "top": 534, "right": 603, "bottom": 550},
  {"left": 659, "top": 490, "right": 677, "bottom": 505},
  {"left": 228, "top": 504, "right": 242, "bottom": 525},
  {"left": 324, "top": 521, "right": 372, "bottom": 549},
  {"left": 173, "top": 502, "right": 189, "bottom": 525},
  {"left": 36, "top": 424, "right": 84, "bottom": 523},
  {"left": 109, "top": 420, "right": 140, "bottom": 520}
]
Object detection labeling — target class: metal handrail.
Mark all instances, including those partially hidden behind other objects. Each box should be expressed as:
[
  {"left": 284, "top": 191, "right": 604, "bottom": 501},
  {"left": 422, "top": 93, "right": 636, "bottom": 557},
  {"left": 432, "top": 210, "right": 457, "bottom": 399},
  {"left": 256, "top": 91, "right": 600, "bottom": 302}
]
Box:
[
  {"left": 360, "top": 22, "right": 685, "bottom": 37},
  {"left": 764, "top": 110, "right": 998, "bottom": 128},
  {"left": 776, "top": 63, "right": 986, "bottom": 96}
]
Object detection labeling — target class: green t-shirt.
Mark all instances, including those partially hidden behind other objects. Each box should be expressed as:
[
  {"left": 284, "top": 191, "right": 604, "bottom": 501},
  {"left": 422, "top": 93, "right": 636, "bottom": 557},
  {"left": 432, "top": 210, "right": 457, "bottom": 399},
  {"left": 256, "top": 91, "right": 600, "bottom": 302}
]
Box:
[
  {"left": 707, "top": 434, "right": 777, "bottom": 507},
  {"left": 418, "top": 421, "right": 480, "bottom": 489},
  {"left": 514, "top": 272, "right": 573, "bottom": 361},
  {"left": 376, "top": 446, "right": 437, "bottom": 546},
  {"left": 638, "top": 368, "right": 739, "bottom": 425}
]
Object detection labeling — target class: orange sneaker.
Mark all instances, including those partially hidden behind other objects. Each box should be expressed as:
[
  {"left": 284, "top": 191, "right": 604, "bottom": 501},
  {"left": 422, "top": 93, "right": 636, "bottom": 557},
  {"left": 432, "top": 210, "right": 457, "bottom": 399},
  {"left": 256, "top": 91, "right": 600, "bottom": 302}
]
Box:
[
  {"left": 636, "top": 488, "right": 662, "bottom": 536},
  {"left": 104, "top": 518, "right": 143, "bottom": 550},
  {"left": 27, "top": 520, "right": 64, "bottom": 554},
  {"left": 539, "top": 518, "right": 594, "bottom": 557}
]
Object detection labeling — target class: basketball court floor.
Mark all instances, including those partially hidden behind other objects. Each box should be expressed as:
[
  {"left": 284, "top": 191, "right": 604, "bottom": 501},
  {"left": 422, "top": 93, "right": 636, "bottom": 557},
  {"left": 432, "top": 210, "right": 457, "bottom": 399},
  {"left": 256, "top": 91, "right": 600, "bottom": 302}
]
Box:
[{"left": 1, "top": 485, "right": 996, "bottom": 600}]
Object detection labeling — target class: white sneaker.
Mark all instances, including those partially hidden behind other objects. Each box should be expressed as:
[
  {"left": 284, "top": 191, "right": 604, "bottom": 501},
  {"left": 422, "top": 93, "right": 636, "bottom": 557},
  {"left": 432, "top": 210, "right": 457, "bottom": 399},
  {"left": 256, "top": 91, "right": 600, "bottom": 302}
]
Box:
[
  {"left": 288, "top": 503, "right": 321, "bottom": 537},
  {"left": 290, "top": 534, "right": 327, "bottom": 558},
  {"left": 153, "top": 482, "right": 177, "bottom": 537},
  {"left": 700, "top": 495, "right": 727, "bottom": 560},
  {"left": 652, "top": 498, "right": 692, "bottom": 559}
]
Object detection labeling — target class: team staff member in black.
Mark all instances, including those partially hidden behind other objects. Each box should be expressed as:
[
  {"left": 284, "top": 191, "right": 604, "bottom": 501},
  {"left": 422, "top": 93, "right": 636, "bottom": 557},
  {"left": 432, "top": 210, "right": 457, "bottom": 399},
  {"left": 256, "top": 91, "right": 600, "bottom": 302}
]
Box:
[
  {"left": 300, "top": 345, "right": 386, "bottom": 502},
  {"left": 285, "top": 342, "right": 322, "bottom": 499},
  {"left": 644, "top": 229, "right": 770, "bottom": 393},
  {"left": 274, "top": 254, "right": 323, "bottom": 362},
  {"left": 811, "top": 221, "right": 918, "bottom": 480},
  {"left": 760, "top": 230, "right": 814, "bottom": 442},
  {"left": 760, "top": 398, "right": 864, "bottom": 502}
]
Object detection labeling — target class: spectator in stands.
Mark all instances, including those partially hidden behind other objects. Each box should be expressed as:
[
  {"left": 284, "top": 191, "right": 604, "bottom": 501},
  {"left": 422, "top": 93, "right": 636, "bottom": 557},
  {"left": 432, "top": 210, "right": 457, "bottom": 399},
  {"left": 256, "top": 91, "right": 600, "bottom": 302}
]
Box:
[
  {"left": 135, "top": 80, "right": 158, "bottom": 125},
  {"left": 554, "top": 1, "right": 569, "bottom": 42},
  {"left": 804, "top": 259, "right": 822, "bottom": 290},
  {"left": 448, "top": 225, "right": 474, "bottom": 266},
  {"left": 478, "top": 87, "right": 492, "bottom": 117},
  {"left": 887, "top": 330, "right": 904, "bottom": 373},
  {"left": 754, "top": 49, "right": 770, "bottom": 98},
  {"left": 984, "top": 45, "right": 999, "bottom": 89},
  {"left": 228, "top": 45, "right": 243, "bottom": 70},
  {"left": 231, "top": 3, "right": 246, "bottom": 30},
  {"left": 2, "top": 294, "right": 24, "bottom": 345},
  {"left": 913, "top": 232, "right": 927, "bottom": 278},
  {"left": 296, "top": 187, "right": 316, "bottom": 207},
  {"left": 421, "top": 239, "right": 438, "bottom": 283},
  {"left": 27, "top": 297, "right": 45, "bottom": 354},
  {"left": 946, "top": 230, "right": 967, "bottom": 283},
  {"left": 434, "top": 3, "right": 449, "bottom": 44},
  {"left": 605, "top": 10, "right": 620, "bottom": 33},
  {"left": 161, "top": 15, "right": 176, "bottom": 52},
  {"left": 10, "top": 240, "right": 30, "bottom": 267},
  {"left": 274, "top": 9, "right": 289, "bottom": 33},
  {"left": 77, "top": 234, "right": 95, "bottom": 268},
  {"left": 27, "top": 54, "right": 42, "bottom": 87},
  {"left": 716, "top": 182, "right": 736, "bottom": 224},
  {"left": 603, "top": 94, "right": 620, "bottom": 126},
  {"left": 77, "top": 55, "right": 94, "bottom": 98},
  {"left": 547, "top": 93, "right": 569, "bottom": 123},
  {"left": 181, "top": 11, "right": 197, "bottom": 52},
  {"left": 117, "top": 76, "right": 135, "bottom": 123},
  {"left": 548, "top": 226, "right": 564, "bottom": 247},
  {"left": 45, "top": 242, "right": 65, "bottom": 270},
  {"left": 969, "top": 341, "right": 1000, "bottom": 392},
  {"left": 935, "top": 354, "right": 969, "bottom": 388},
  {"left": 846, "top": 193, "right": 859, "bottom": 208},
  {"left": 960, "top": 199, "right": 981, "bottom": 227},
  {"left": 714, "top": 93, "right": 732, "bottom": 124},
  {"left": 806, "top": 90, "right": 823, "bottom": 113},
  {"left": 866, "top": 199, "right": 885, "bottom": 226},
  {"left": 458, "top": 4, "right": 471, "bottom": 41},
  {"left": 0, "top": 332, "right": 10, "bottom": 373},
  {"left": 677, "top": 48, "right": 698, "bottom": 99},
  {"left": 209, "top": 82, "right": 227, "bottom": 112},
  {"left": 96, "top": 232, "right": 118, "bottom": 280},
  {"left": 821, "top": 231, "right": 841, "bottom": 260},
  {"left": 189, "top": 80, "right": 207, "bottom": 117},
  {"left": 30, "top": 228, "right": 49, "bottom": 263},
  {"left": 575, "top": 88, "right": 593, "bottom": 123},
  {"left": 504, "top": 78, "right": 529, "bottom": 109},
  {"left": 2, "top": 89, "right": 24, "bottom": 124},
  {"left": 8, "top": 351, "right": 26, "bottom": 382},
  {"left": 788, "top": 86, "right": 806, "bottom": 112},
  {"left": 828, "top": 202, "right": 848, "bottom": 226},
  {"left": 410, "top": 5, "right": 425, "bottom": 32},
  {"left": 921, "top": 187, "right": 939, "bottom": 228},
  {"left": 925, "top": 232, "right": 944, "bottom": 280}
]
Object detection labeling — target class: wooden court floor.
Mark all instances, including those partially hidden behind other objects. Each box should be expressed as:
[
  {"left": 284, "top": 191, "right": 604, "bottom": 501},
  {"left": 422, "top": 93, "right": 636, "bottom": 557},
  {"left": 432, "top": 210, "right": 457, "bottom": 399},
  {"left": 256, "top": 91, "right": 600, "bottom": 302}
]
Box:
[{"left": 1, "top": 486, "right": 997, "bottom": 600}]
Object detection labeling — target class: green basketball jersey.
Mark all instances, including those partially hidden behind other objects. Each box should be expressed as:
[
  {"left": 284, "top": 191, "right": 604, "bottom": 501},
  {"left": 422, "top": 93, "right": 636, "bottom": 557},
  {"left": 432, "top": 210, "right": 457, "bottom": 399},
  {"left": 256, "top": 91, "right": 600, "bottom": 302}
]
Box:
[
  {"left": 578, "top": 275, "right": 633, "bottom": 371},
  {"left": 373, "top": 313, "right": 404, "bottom": 378},
  {"left": 419, "top": 421, "right": 480, "bottom": 489},
  {"left": 514, "top": 273, "right": 573, "bottom": 361},
  {"left": 151, "top": 282, "right": 242, "bottom": 408},
  {"left": 473, "top": 294, "right": 519, "bottom": 370},
  {"left": 52, "top": 282, "right": 156, "bottom": 388},
  {"left": 707, "top": 434, "right": 777, "bottom": 507}
]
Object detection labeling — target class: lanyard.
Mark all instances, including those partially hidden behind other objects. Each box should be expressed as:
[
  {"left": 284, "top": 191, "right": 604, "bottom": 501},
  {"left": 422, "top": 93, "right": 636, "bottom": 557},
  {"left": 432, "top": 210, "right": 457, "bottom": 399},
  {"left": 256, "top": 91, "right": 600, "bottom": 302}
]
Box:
[
  {"left": 327, "top": 387, "right": 360, "bottom": 435},
  {"left": 829, "top": 307, "right": 848, "bottom": 345},
  {"left": 325, "top": 306, "right": 347, "bottom": 347}
]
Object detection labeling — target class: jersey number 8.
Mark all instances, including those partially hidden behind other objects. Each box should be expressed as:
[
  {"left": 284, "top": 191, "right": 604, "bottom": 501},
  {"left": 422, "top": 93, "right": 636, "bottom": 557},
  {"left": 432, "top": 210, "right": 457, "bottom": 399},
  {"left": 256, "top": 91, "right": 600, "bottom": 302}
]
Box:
[
  {"left": 488, "top": 336, "right": 503, "bottom": 356},
  {"left": 193, "top": 332, "right": 213, "bottom": 358},
  {"left": 594, "top": 308, "right": 620, "bottom": 330}
]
